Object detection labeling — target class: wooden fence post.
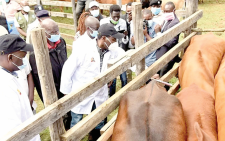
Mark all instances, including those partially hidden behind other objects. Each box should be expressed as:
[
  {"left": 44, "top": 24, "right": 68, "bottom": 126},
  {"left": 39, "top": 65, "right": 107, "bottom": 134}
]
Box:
[
  {"left": 36, "top": 0, "right": 40, "bottom": 5},
  {"left": 132, "top": 2, "right": 145, "bottom": 75},
  {"left": 71, "top": 0, "right": 77, "bottom": 33},
  {"left": 117, "top": 0, "right": 122, "bottom": 7},
  {"left": 180, "top": 0, "right": 198, "bottom": 58},
  {"left": 31, "top": 28, "right": 65, "bottom": 141}
]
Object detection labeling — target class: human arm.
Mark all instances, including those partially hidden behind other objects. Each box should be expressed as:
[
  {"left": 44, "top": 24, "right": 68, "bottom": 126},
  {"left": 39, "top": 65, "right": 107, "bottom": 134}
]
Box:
[
  {"left": 60, "top": 48, "right": 81, "bottom": 94},
  {"left": 27, "top": 72, "right": 34, "bottom": 106},
  {"left": 143, "top": 25, "right": 152, "bottom": 42},
  {"left": 16, "top": 27, "right": 27, "bottom": 36}
]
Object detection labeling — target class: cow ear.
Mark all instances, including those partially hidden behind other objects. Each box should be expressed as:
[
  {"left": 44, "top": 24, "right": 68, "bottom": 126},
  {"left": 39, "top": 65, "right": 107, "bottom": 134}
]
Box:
[{"left": 194, "top": 122, "right": 203, "bottom": 141}]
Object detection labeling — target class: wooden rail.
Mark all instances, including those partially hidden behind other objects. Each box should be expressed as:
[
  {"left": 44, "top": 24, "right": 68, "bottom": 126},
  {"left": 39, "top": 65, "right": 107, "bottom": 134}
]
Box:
[{"left": 0, "top": 9, "right": 202, "bottom": 141}]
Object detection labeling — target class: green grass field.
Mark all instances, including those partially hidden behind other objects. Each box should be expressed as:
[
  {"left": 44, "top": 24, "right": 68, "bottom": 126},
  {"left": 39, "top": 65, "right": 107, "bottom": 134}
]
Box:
[{"left": 34, "top": 1, "right": 225, "bottom": 140}]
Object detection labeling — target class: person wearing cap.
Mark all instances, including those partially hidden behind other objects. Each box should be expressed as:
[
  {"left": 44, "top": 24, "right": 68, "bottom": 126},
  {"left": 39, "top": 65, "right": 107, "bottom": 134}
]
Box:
[
  {"left": 150, "top": 0, "right": 165, "bottom": 26},
  {"left": 0, "top": 34, "right": 41, "bottom": 141},
  {"left": 26, "top": 9, "right": 50, "bottom": 44},
  {"left": 100, "top": 4, "right": 128, "bottom": 97},
  {"left": 14, "top": 0, "right": 36, "bottom": 40},
  {"left": 60, "top": 21, "right": 124, "bottom": 140},
  {"left": 88, "top": 1, "right": 104, "bottom": 21}
]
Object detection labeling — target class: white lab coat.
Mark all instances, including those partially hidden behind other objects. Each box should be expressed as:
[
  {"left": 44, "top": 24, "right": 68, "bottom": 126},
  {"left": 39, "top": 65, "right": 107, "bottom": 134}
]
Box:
[
  {"left": 60, "top": 32, "right": 111, "bottom": 114},
  {"left": 0, "top": 68, "right": 40, "bottom": 141}
]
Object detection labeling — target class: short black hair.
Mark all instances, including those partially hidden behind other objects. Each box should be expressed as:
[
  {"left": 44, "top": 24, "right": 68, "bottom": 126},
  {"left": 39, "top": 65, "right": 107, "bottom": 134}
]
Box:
[
  {"left": 110, "top": 4, "right": 121, "bottom": 14},
  {"left": 165, "top": 1, "right": 175, "bottom": 9},
  {"left": 143, "top": 9, "right": 152, "bottom": 15},
  {"left": 126, "top": 2, "right": 132, "bottom": 7}
]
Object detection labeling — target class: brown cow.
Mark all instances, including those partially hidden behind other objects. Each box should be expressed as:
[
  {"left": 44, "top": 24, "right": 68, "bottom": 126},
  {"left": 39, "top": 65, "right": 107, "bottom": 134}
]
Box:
[
  {"left": 177, "top": 84, "right": 217, "bottom": 141},
  {"left": 179, "top": 33, "right": 225, "bottom": 99},
  {"left": 215, "top": 55, "right": 225, "bottom": 141},
  {"left": 112, "top": 80, "right": 186, "bottom": 141}
]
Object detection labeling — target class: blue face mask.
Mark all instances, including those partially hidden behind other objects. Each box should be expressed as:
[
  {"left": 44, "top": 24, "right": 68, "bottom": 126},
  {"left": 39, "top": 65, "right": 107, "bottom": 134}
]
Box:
[
  {"left": 11, "top": 54, "right": 27, "bottom": 70},
  {"left": 89, "top": 27, "right": 99, "bottom": 38},
  {"left": 5, "top": 0, "right": 9, "bottom": 3},
  {"left": 46, "top": 32, "right": 61, "bottom": 42},
  {"left": 151, "top": 7, "right": 161, "bottom": 15}
]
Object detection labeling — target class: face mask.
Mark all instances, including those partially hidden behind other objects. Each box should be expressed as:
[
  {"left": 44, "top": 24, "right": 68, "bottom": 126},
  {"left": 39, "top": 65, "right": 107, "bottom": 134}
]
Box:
[
  {"left": 164, "top": 12, "right": 175, "bottom": 21},
  {"left": 110, "top": 18, "right": 119, "bottom": 25},
  {"left": 89, "top": 27, "right": 98, "bottom": 38},
  {"left": 90, "top": 9, "right": 100, "bottom": 17},
  {"left": 151, "top": 7, "right": 161, "bottom": 15},
  {"left": 5, "top": 0, "right": 9, "bottom": 3},
  {"left": 10, "top": 54, "right": 27, "bottom": 70},
  {"left": 46, "top": 32, "right": 61, "bottom": 42},
  {"left": 147, "top": 20, "right": 153, "bottom": 27},
  {"left": 104, "top": 37, "right": 112, "bottom": 49},
  {"left": 23, "top": 6, "right": 30, "bottom": 12}
]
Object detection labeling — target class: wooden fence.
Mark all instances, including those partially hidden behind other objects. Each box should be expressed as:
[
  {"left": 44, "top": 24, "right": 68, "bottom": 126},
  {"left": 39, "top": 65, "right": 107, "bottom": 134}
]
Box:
[{"left": 1, "top": 0, "right": 203, "bottom": 141}]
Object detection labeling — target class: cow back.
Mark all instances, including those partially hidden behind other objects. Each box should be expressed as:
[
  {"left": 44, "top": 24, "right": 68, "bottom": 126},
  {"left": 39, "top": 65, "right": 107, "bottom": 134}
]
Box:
[
  {"left": 177, "top": 84, "right": 217, "bottom": 141},
  {"left": 215, "top": 55, "right": 225, "bottom": 141},
  {"left": 179, "top": 33, "right": 225, "bottom": 98},
  {"left": 112, "top": 81, "right": 186, "bottom": 141}
]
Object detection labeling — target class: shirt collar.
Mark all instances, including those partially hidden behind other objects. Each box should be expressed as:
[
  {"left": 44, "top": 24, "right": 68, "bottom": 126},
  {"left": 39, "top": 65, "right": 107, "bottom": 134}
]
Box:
[
  {"left": 47, "top": 39, "right": 61, "bottom": 49},
  {"left": 0, "top": 66, "right": 18, "bottom": 78}
]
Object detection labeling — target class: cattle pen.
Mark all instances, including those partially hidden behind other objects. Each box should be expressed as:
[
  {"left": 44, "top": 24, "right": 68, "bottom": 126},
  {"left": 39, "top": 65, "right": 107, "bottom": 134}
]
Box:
[{"left": 1, "top": 0, "right": 207, "bottom": 141}]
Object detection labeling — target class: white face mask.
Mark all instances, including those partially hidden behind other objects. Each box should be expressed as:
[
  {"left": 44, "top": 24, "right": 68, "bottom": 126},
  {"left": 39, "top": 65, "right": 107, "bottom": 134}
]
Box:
[
  {"left": 90, "top": 9, "right": 100, "bottom": 18},
  {"left": 23, "top": 6, "right": 30, "bottom": 12}
]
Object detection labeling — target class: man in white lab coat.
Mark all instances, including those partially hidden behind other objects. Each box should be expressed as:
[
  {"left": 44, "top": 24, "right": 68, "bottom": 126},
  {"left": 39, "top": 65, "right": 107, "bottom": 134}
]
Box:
[
  {"left": 60, "top": 21, "right": 124, "bottom": 140},
  {"left": 0, "top": 34, "right": 40, "bottom": 141}
]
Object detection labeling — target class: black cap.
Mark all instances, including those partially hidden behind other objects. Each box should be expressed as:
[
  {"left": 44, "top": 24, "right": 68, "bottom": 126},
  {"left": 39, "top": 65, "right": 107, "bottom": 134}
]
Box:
[
  {"left": 36, "top": 10, "right": 49, "bottom": 18},
  {"left": 0, "top": 34, "right": 33, "bottom": 55},
  {"left": 150, "top": 0, "right": 162, "bottom": 6},
  {"left": 98, "top": 23, "right": 124, "bottom": 39},
  {"left": 34, "top": 5, "right": 44, "bottom": 14}
]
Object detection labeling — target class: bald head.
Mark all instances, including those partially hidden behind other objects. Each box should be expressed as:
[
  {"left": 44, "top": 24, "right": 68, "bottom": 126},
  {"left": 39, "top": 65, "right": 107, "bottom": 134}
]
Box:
[
  {"left": 41, "top": 19, "right": 59, "bottom": 34},
  {"left": 85, "top": 16, "right": 100, "bottom": 29},
  {"left": 20, "top": 0, "right": 29, "bottom": 6}
]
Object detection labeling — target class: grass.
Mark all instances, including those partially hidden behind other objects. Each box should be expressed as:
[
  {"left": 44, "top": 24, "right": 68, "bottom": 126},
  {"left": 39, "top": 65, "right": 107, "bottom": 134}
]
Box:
[{"left": 34, "top": 1, "right": 225, "bottom": 140}]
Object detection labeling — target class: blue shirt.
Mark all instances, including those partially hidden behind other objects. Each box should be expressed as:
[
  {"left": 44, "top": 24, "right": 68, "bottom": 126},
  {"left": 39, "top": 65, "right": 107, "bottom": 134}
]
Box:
[{"left": 145, "top": 21, "right": 157, "bottom": 67}]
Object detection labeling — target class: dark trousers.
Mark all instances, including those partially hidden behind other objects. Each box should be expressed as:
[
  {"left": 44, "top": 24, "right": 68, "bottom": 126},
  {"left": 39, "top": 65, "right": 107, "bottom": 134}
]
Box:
[{"left": 109, "top": 71, "right": 127, "bottom": 97}]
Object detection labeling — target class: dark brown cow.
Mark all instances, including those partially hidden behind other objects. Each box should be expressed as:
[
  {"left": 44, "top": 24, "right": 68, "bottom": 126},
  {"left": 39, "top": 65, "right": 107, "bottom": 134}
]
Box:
[
  {"left": 179, "top": 33, "right": 225, "bottom": 99},
  {"left": 112, "top": 80, "right": 186, "bottom": 141},
  {"left": 177, "top": 84, "right": 217, "bottom": 141},
  {"left": 215, "top": 55, "right": 225, "bottom": 141}
]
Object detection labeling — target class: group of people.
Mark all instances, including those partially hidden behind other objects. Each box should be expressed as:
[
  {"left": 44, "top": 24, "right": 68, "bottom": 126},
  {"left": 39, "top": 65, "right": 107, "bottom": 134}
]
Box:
[{"left": 0, "top": 0, "right": 181, "bottom": 141}]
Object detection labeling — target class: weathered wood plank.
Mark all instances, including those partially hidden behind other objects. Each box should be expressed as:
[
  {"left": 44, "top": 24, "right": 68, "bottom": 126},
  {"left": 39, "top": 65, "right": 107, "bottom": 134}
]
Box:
[
  {"left": 133, "top": 2, "right": 145, "bottom": 75},
  {"left": 192, "top": 28, "right": 225, "bottom": 32},
  {"left": 98, "top": 123, "right": 115, "bottom": 141},
  {"left": 60, "top": 32, "right": 197, "bottom": 141},
  {"left": 71, "top": 0, "right": 77, "bottom": 32},
  {"left": 0, "top": 11, "right": 201, "bottom": 140},
  {"left": 31, "top": 28, "right": 65, "bottom": 140},
  {"left": 49, "top": 11, "right": 74, "bottom": 19},
  {"left": 100, "top": 114, "right": 118, "bottom": 135},
  {"left": 160, "top": 63, "right": 180, "bottom": 82},
  {"left": 57, "top": 23, "right": 74, "bottom": 30},
  {"left": 67, "top": 44, "right": 72, "bottom": 49},
  {"left": 61, "top": 33, "right": 74, "bottom": 40},
  {"left": 168, "top": 80, "right": 180, "bottom": 95}
]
